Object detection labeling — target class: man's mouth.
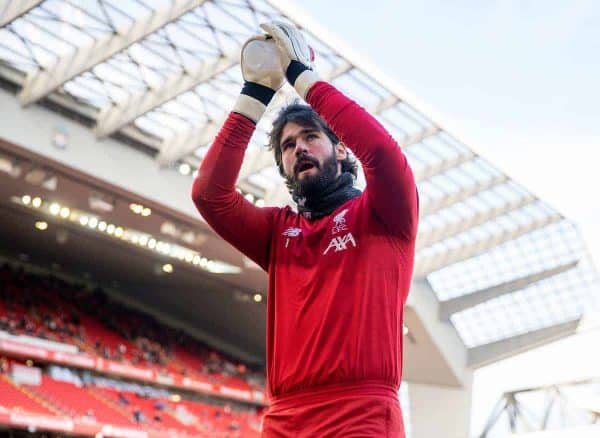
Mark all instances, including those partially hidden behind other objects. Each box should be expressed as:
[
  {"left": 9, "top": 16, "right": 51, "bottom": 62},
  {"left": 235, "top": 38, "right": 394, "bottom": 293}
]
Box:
[{"left": 295, "top": 160, "right": 318, "bottom": 176}]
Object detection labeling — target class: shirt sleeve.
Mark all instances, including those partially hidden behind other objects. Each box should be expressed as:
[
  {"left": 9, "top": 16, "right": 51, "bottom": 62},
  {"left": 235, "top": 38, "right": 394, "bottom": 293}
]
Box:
[
  {"left": 191, "top": 112, "right": 278, "bottom": 271},
  {"left": 306, "top": 81, "right": 419, "bottom": 241}
]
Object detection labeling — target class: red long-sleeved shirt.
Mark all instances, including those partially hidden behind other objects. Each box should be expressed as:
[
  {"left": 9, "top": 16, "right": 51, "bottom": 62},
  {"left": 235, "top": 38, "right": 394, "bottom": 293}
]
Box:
[{"left": 192, "top": 82, "right": 418, "bottom": 401}]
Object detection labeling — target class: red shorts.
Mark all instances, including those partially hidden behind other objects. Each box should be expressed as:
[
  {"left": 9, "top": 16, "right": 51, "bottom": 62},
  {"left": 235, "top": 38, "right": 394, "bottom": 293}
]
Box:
[{"left": 262, "top": 382, "right": 405, "bottom": 437}]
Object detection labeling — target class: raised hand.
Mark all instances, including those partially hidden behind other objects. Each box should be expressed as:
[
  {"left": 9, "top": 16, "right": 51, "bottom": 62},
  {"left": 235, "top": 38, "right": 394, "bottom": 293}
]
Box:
[
  {"left": 260, "top": 21, "right": 318, "bottom": 99},
  {"left": 234, "top": 35, "right": 286, "bottom": 123},
  {"left": 241, "top": 35, "right": 285, "bottom": 91}
]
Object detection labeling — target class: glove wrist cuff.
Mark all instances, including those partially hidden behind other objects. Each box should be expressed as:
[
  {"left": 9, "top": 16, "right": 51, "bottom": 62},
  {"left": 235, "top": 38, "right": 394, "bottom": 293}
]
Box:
[
  {"left": 241, "top": 82, "right": 276, "bottom": 106},
  {"left": 293, "top": 69, "right": 319, "bottom": 100},
  {"left": 286, "top": 61, "right": 318, "bottom": 100},
  {"left": 233, "top": 82, "right": 275, "bottom": 123},
  {"left": 285, "top": 60, "right": 309, "bottom": 85}
]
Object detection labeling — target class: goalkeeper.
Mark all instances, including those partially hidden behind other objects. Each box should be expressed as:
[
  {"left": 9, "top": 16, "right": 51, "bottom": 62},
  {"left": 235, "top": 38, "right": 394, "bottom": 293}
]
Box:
[{"left": 192, "top": 21, "right": 418, "bottom": 437}]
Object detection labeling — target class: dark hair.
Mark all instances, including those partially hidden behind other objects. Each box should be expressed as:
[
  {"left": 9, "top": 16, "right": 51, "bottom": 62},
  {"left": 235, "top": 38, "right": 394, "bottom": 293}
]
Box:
[{"left": 268, "top": 102, "right": 358, "bottom": 178}]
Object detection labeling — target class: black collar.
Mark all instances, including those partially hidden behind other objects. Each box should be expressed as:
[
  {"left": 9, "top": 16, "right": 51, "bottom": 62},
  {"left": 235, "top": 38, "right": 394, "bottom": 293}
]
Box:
[{"left": 293, "top": 172, "right": 361, "bottom": 220}]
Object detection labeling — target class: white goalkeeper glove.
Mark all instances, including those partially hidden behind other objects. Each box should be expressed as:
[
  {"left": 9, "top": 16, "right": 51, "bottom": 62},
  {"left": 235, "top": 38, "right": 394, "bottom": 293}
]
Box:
[
  {"left": 233, "top": 35, "right": 285, "bottom": 123},
  {"left": 260, "top": 21, "right": 318, "bottom": 100}
]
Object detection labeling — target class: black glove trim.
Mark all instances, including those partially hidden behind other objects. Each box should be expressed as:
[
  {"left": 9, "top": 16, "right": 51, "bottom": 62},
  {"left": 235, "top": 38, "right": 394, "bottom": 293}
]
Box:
[
  {"left": 241, "top": 82, "right": 275, "bottom": 106},
  {"left": 286, "top": 60, "right": 310, "bottom": 86}
]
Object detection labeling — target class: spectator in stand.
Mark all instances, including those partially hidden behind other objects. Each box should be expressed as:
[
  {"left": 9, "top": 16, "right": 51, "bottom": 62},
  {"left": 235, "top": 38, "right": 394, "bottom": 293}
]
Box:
[
  {"left": 133, "top": 407, "right": 145, "bottom": 423},
  {"left": 117, "top": 392, "right": 130, "bottom": 405}
]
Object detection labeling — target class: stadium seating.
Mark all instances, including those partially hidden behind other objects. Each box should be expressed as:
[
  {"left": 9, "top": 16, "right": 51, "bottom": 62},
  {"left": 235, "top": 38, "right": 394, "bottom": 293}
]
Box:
[
  {"left": 0, "top": 264, "right": 263, "bottom": 391},
  {"left": 94, "top": 386, "right": 201, "bottom": 434},
  {"left": 0, "top": 374, "right": 55, "bottom": 416},
  {"left": 0, "top": 365, "right": 261, "bottom": 437},
  {"left": 0, "top": 263, "right": 264, "bottom": 436},
  {"left": 23, "top": 376, "right": 135, "bottom": 426}
]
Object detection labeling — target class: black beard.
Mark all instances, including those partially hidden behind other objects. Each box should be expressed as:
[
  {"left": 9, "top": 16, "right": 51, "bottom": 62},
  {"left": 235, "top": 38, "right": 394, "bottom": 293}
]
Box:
[{"left": 286, "top": 152, "right": 338, "bottom": 199}]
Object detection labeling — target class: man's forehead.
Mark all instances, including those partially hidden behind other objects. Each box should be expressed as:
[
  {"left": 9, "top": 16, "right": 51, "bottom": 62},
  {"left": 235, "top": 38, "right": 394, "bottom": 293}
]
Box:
[{"left": 281, "top": 121, "right": 320, "bottom": 140}]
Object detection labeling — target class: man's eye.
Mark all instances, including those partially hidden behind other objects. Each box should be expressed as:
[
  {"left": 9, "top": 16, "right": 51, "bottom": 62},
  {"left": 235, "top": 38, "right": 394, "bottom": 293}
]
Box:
[{"left": 307, "top": 134, "right": 318, "bottom": 140}]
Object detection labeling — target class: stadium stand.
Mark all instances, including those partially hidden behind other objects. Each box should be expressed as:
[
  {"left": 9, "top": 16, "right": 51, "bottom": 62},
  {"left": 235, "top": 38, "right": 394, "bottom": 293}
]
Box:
[
  {"left": 0, "top": 262, "right": 264, "bottom": 437},
  {"left": 0, "top": 263, "right": 263, "bottom": 388}
]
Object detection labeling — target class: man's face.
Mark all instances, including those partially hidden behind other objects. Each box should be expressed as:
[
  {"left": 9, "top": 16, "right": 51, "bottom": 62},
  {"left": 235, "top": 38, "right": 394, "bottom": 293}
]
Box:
[{"left": 280, "top": 121, "right": 347, "bottom": 196}]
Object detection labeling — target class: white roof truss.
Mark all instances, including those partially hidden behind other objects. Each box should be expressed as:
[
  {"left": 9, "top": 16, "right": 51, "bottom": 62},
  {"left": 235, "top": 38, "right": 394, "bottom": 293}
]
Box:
[
  {"left": 95, "top": 49, "right": 238, "bottom": 138},
  {"left": 0, "top": 0, "right": 43, "bottom": 27},
  {"left": 438, "top": 260, "right": 580, "bottom": 321},
  {"left": 18, "top": 0, "right": 208, "bottom": 106}
]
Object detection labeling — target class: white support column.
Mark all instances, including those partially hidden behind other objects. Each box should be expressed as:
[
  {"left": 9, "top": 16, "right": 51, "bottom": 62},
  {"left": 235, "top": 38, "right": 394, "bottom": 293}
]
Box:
[
  {"left": 18, "top": 0, "right": 207, "bottom": 105},
  {"left": 405, "top": 280, "right": 470, "bottom": 386},
  {"left": 0, "top": 0, "right": 42, "bottom": 27},
  {"left": 408, "top": 374, "right": 473, "bottom": 438},
  {"left": 95, "top": 51, "right": 237, "bottom": 138}
]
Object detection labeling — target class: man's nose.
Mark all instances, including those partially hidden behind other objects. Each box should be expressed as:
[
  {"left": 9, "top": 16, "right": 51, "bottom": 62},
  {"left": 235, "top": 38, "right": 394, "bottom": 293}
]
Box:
[{"left": 294, "top": 139, "right": 309, "bottom": 156}]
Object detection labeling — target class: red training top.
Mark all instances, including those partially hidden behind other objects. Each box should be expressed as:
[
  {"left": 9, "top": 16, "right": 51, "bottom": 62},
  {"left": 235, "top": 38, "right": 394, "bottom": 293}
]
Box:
[{"left": 192, "top": 81, "right": 418, "bottom": 402}]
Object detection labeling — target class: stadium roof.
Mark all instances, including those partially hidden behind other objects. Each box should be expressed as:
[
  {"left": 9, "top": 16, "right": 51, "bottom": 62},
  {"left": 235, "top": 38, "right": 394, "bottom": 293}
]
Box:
[{"left": 1, "top": 0, "right": 598, "bottom": 376}]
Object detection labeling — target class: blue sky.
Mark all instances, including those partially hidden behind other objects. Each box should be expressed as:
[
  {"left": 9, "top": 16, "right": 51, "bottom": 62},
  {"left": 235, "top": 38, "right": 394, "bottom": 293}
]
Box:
[{"left": 297, "top": 0, "right": 600, "bottom": 433}]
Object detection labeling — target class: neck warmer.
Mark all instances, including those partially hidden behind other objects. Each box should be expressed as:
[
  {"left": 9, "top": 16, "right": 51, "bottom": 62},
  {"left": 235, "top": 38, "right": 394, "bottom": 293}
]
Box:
[{"left": 293, "top": 172, "right": 361, "bottom": 220}]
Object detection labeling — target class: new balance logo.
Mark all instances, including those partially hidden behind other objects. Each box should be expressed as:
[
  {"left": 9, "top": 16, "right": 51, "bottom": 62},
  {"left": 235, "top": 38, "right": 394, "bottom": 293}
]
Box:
[
  {"left": 282, "top": 227, "right": 302, "bottom": 237},
  {"left": 323, "top": 232, "right": 357, "bottom": 254},
  {"left": 282, "top": 227, "right": 302, "bottom": 248}
]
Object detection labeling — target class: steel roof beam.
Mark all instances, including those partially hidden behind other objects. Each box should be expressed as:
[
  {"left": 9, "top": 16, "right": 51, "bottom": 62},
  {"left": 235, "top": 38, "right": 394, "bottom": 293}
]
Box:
[
  {"left": 414, "top": 213, "right": 562, "bottom": 277},
  {"left": 95, "top": 51, "right": 238, "bottom": 138},
  {"left": 156, "top": 119, "right": 219, "bottom": 167},
  {"left": 399, "top": 126, "right": 440, "bottom": 149},
  {"left": 0, "top": 0, "right": 43, "bottom": 27},
  {"left": 438, "top": 260, "right": 580, "bottom": 321},
  {"left": 18, "top": 0, "right": 207, "bottom": 105},
  {"left": 372, "top": 95, "right": 399, "bottom": 114},
  {"left": 417, "top": 195, "right": 536, "bottom": 250},
  {"left": 420, "top": 175, "right": 508, "bottom": 217},
  {"left": 414, "top": 151, "right": 475, "bottom": 182}
]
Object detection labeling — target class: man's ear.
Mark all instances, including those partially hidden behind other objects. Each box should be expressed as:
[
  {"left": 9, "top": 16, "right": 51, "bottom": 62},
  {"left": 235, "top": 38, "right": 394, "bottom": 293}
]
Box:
[{"left": 335, "top": 142, "right": 348, "bottom": 161}]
